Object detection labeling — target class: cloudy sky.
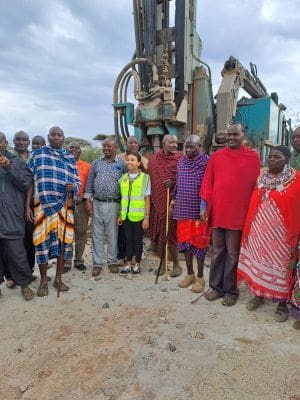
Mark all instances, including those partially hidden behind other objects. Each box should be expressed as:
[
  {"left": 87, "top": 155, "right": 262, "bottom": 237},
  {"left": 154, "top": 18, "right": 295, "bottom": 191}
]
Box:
[{"left": 1, "top": 0, "right": 299, "bottom": 143}]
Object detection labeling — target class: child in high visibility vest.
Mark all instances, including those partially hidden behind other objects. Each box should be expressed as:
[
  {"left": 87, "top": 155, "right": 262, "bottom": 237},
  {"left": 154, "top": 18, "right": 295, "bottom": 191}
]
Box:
[{"left": 117, "top": 151, "right": 151, "bottom": 274}]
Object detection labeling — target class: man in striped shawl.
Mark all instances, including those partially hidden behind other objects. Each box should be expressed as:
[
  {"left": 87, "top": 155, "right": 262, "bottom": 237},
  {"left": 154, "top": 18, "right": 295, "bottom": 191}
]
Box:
[{"left": 25, "top": 126, "right": 80, "bottom": 297}]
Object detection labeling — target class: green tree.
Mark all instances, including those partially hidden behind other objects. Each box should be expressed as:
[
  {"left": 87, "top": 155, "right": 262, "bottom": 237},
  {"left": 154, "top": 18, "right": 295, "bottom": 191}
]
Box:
[
  {"left": 93, "top": 134, "right": 115, "bottom": 141},
  {"left": 80, "top": 147, "right": 102, "bottom": 163},
  {"left": 64, "top": 137, "right": 92, "bottom": 147}
]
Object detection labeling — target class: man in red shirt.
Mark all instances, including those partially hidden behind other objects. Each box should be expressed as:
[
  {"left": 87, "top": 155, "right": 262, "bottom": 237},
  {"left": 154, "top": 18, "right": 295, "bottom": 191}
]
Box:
[
  {"left": 200, "top": 124, "right": 260, "bottom": 306},
  {"left": 67, "top": 142, "right": 91, "bottom": 271}
]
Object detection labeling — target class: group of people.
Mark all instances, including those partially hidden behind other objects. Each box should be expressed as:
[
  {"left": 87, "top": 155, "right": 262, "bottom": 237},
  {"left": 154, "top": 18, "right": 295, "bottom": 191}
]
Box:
[{"left": 0, "top": 124, "right": 300, "bottom": 329}]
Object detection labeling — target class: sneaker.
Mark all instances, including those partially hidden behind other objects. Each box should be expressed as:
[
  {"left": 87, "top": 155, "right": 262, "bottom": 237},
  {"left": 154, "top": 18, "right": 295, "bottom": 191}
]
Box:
[
  {"left": 120, "top": 265, "right": 132, "bottom": 275},
  {"left": 178, "top": 274, "right": 195, "bottom": 288},
  {"left": 132, "top": 264, "right": 141, "bottom": 274}
]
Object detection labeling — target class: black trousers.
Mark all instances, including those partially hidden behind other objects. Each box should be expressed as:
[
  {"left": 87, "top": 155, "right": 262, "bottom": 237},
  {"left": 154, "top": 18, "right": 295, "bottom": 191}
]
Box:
[
  {"left": 117, "top": 224, "right": 126, "bottom": 260},
  {"left": 123, "top": 219, "right": 143, "bottom": 263},
  {"left": 24, "top": 220, "right": 35, "bottom": 271},
  {"left": 0, "top": 239, "right": 32, "bottom": 287},
  {"left": 209, "top": 228, "right": 242, "bottom": 298}
]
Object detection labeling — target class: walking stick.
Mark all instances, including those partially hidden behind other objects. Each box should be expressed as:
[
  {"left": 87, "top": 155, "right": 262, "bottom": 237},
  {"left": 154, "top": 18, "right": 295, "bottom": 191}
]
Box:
[
  {"left": 56, "top": 191, "right": 72, "bottom": 298},
  {"left": 155, "top": 186, "right": 170, "bottom": 284},
  {"left": 163, "top": 187, "right": 170, "bottom": 281}
]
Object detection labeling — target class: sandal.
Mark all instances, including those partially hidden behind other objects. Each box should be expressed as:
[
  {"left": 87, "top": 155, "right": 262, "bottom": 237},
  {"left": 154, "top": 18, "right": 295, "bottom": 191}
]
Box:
[
  {"left": 74, "top": 263, "right": 87, "bottom": 271},
  {"left": 222, "top": 294, "right": 237, "bottom": 307},
  {"left": 6, "top": 280, "right": 16, "bottom": 289},
  {"left": 205, "top": 289, "right": 222, "bottom": 302},
  {"left": 274, "top": 302, "right": 289, "bottom": 323},
  {"left": 293, "top": 320, "right": 300, "bottom": 330},
  {"left": 21, "top": 286, "right": 34, "bottom": 301},
  {"left": 37, "top": 282, "right": 48, "bottom": 297},
  {"left": 62, "top": 266, "right": 71, "bottom": 274},
  {"left": 246, "top": 296, "right": 264, "bottom": 311},
  {"left": 53, "top": 280, "right": 70, "bottom": 292}
]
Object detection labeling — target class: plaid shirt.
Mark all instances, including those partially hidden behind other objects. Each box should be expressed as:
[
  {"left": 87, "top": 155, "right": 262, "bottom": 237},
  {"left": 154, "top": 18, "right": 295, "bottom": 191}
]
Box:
[
  {"left": 173, "top": 153, "right": 209, "bottom": 220},
  {"left": 28, "top": 146, "right": 80, "bottom": 217}
]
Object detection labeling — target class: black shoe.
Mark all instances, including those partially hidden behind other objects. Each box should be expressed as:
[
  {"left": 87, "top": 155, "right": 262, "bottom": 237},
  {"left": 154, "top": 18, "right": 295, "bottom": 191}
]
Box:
[{"left": 75, "top": 264, "right": 87, "bottom": 271}]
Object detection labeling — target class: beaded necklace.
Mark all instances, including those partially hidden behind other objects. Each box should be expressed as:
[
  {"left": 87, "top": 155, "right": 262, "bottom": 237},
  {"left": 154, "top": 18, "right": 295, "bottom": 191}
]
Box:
[{"left": 258, "top": 165, "right": 296, "bottom": 198}]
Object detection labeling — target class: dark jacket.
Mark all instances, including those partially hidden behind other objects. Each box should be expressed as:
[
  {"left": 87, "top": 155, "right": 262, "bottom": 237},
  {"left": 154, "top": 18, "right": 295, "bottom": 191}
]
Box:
[{"left": 0, "top": 151, "right": 33, "bottom": 239}]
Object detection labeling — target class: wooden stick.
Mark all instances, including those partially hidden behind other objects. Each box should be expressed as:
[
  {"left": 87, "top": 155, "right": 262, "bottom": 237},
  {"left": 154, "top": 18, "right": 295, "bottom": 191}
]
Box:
[
  {"left": 56, "top": 192, "right": 71, "bottom": 298},
  {"left": 163, "top": 187, "right": 170, "bottom": 281}
]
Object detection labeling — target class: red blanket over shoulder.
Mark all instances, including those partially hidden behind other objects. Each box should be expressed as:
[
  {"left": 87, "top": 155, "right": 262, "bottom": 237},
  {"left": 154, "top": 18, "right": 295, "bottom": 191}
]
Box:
[{"left": 200, "top": 145, "right": 260, "bottom": 230}]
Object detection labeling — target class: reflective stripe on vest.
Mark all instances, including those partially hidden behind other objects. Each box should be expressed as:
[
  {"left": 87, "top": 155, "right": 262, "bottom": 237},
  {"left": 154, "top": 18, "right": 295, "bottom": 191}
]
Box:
[{"left": 120, "top": 172, "right": 149, "bottom": 222}]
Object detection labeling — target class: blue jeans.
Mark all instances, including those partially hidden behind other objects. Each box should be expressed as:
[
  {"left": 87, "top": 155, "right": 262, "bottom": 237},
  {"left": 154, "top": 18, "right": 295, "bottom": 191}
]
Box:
[{"left": 92, "top": 200, "right": 119, "bottom": 268}]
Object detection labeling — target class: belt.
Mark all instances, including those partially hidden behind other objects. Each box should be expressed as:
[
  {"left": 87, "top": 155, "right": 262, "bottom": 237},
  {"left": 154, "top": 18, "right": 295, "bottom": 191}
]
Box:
[{"left": 94, "top": 198, "right": 120, "bottom": 203}]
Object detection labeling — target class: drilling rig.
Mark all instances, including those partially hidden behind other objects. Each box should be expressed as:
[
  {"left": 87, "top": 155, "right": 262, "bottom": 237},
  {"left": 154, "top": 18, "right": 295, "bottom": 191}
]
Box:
[{"left": 113, "top": 0, "right": 291, "bottom": 158}]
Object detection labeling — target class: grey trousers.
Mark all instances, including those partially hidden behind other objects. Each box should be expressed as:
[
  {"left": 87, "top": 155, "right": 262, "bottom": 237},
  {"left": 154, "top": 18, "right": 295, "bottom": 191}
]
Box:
[
  {"left": 0, "top": 239, "right": 32, "bottom": 286},
  {"left": 209, "top": 228, "right": 242, "bottom": 298},
  {"left": 92, "top": 200, "right": 119, "bottom": 268},
  {"left": 74, "top": 201, "right": 89, "bottom": 266}
]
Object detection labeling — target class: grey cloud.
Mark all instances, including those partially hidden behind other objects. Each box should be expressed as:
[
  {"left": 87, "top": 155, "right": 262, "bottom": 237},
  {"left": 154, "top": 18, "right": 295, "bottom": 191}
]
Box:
[{"left": 0, "top": 0, "right": 299, "bottom": 143}]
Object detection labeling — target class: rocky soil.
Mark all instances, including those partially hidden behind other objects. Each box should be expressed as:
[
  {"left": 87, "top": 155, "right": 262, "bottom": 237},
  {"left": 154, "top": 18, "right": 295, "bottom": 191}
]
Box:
[{"left": 1, "top": 242, "right": 299, "bottom": 400}]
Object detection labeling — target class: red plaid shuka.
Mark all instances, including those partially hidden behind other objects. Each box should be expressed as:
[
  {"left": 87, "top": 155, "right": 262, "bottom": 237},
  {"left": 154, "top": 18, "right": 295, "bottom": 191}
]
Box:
[{"left": 148, "top": 149, "right": 182, "bottom": 245}]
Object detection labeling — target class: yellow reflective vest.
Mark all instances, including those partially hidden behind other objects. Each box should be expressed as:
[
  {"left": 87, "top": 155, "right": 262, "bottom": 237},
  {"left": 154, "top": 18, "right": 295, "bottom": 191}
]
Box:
[{"left": 120, "top": 172, "right": 149, "bottom": 222}]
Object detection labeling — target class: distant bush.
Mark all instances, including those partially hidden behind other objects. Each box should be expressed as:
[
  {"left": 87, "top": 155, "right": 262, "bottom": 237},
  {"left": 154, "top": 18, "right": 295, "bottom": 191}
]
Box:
[{"left": 80, "top": 147, "right": 102, "bottom": 163}]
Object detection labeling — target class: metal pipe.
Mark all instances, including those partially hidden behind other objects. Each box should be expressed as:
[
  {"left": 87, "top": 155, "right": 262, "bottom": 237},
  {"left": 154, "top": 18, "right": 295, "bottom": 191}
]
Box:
[{"left": 113, "top": 58, "right": 156, "bottom": 104}]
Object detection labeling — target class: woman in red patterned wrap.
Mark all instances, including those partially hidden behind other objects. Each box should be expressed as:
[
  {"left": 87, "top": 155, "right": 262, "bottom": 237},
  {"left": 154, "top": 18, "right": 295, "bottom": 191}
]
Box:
[{"left": 238, "top": 146, "right": 300, "bottom": 324}]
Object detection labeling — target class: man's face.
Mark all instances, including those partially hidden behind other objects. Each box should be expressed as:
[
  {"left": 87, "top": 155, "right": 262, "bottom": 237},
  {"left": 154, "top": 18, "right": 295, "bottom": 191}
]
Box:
[
  {"left": 226, "top": 125, "right": 244, "bottom": 149},
  {"left": 103, "top": 140, "right": 117, "bottom": 159},
  {"left": 32, "top": 138, "right": 45, "bottom": 151},
  {"left": 127, "top": 138, "right": 139, "bottom": 152},
  {"left": 68, "top": 143, "right": 81, "bottom": 160},
  {"left": 184, "top": 140, "right": 199, "bottom": 159},
  {"left": 268, "top": 149, "right": 287, "bottom": 173},
  {"left": 163, "top": 136, "right": 178, "bottom": 154},
  {"left": 48, "top": 128, "right": 64, "bottom": 149},
  {"left": 292, "top": 130, "right": 300, "bottom": 153},
  {"left": 0, "top": 136, "right": 7, "bottom": 154},
  {"left": 14, "top": 132, "right": 30, "bottom": 152}
]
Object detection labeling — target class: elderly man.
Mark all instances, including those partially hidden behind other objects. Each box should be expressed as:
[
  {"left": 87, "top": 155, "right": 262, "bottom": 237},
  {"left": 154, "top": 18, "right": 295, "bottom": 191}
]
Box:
[
  {"left": 67, "top": 141, "right": 91, "bottom": 272},
  {"left": 119, "top": 136, "right": 149, "bottom": 171},
  {"left": 171, "top": 135, "right": 209, "bottom": 292},
  {"left": 147, "top": 134, "right": 182, "bottom": 277},
  {"left": 26, "top": 126, "right": 80, "bottom": 296},
  {"left": 0, "top": 132, "right": 34, "bottom": 300},
  {"left": 200, "top": 123, "right": 260, "bottom": 306},
  {"left": 13, "top": 130, "right": 31, "bottom": 162},
  {"left": 85, "top": 138, "right": 127, "bottom": 276}
]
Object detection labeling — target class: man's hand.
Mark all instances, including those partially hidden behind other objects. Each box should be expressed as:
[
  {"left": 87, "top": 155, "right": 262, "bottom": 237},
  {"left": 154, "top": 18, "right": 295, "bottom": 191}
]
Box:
[
  {"left": 142, "top": 218, "right": 149, "bottom": 230},
  {"left": 85, "top": 199, "right": 93, "bottom": 217},
  {"left": 66, "top": 183, "right": 74, "bottom": 192},
  {"left": 117, "top": 216, "right": 122, "bottom": 225},
  {"left": 25, "top": 206, "right": 34, "bottom": 223},
  {"left": 169, "top": 199, "right": 175, "bottom": 217},
  {"left": 199, "top": 209, "right": 208, "bottom": 222},
  {"left": 0, "top": 155, "right": 11, "bottom": 168},
  {"left": 164, "top": 179, "right": 173, "bottom": 188}
]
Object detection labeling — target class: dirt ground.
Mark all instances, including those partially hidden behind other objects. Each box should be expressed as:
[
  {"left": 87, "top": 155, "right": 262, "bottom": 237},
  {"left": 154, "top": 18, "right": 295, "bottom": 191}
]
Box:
[{"left": 1, "top": 240, "right": 299, "bottom": 400}]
